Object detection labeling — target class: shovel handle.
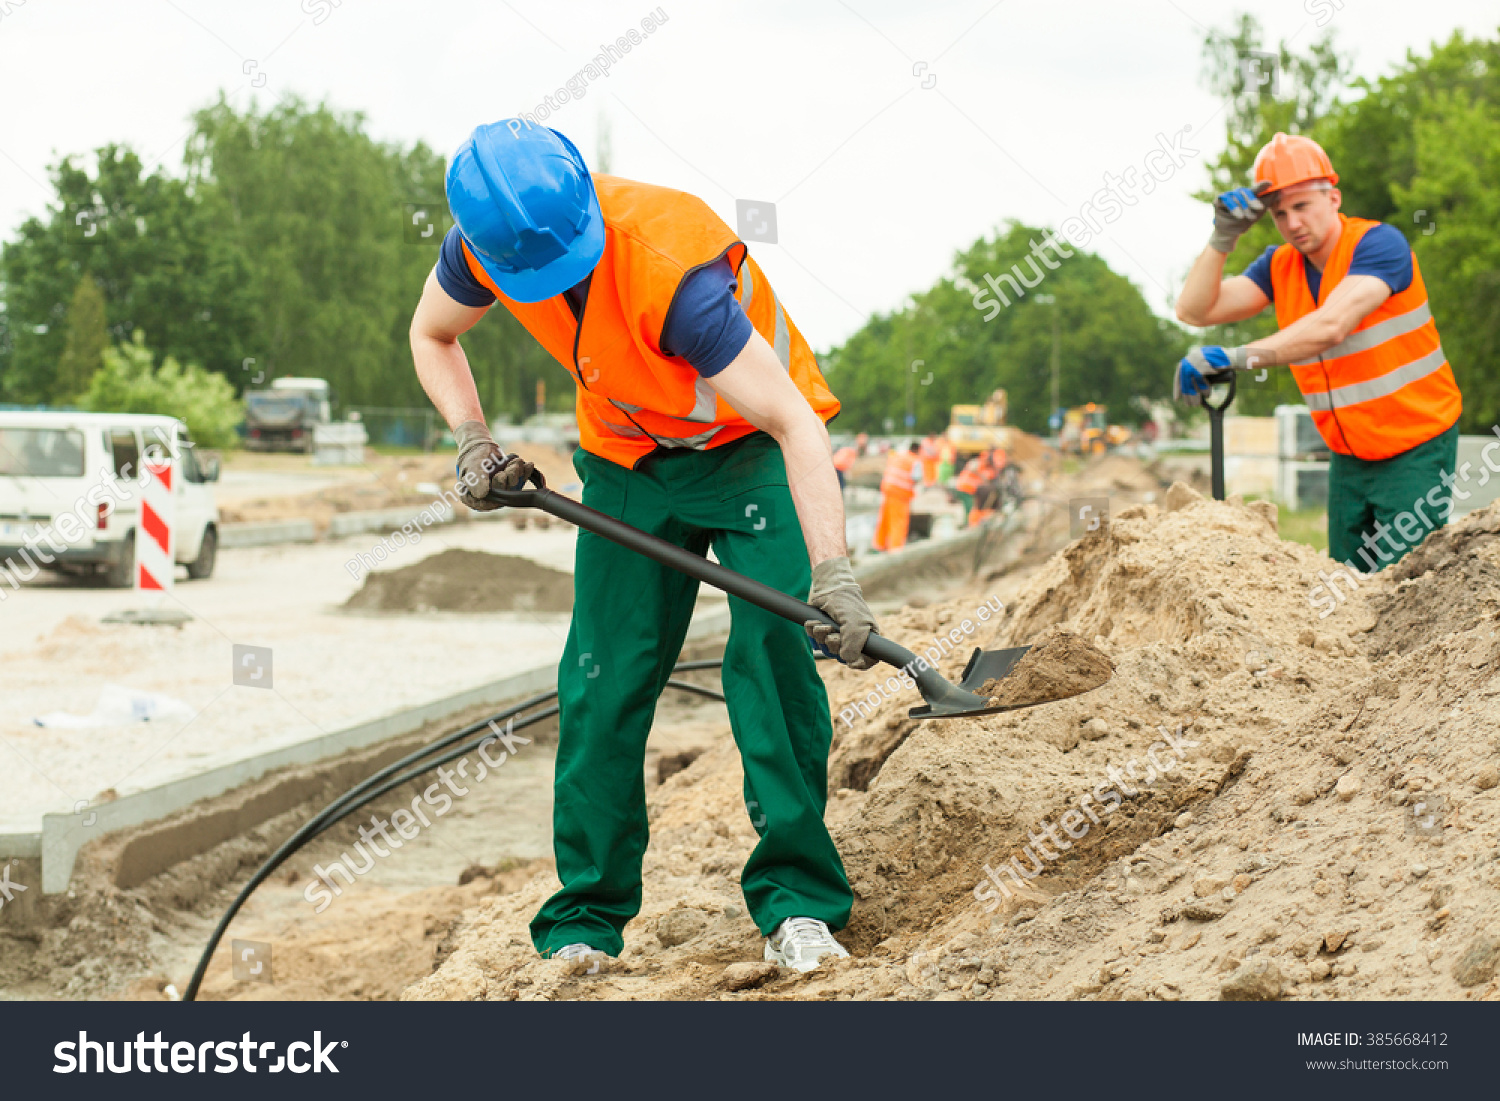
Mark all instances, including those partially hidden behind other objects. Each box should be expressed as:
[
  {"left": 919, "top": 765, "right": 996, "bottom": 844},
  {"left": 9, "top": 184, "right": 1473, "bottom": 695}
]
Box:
[
  {"left": 1206, "top": 371, "right": 1236, "bottom": 502},
  {"left": 486, "top": 479, "right": 922, "bottom": 673}
]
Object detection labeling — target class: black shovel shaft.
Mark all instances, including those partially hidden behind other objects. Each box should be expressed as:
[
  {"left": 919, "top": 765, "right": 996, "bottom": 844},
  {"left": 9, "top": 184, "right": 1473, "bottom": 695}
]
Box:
[
  {"left": 492, "top": 485, "right": 924, "bottom": 673},
  {"left": 1205, "top": 371, "right": 1237, "bottom": 502}
]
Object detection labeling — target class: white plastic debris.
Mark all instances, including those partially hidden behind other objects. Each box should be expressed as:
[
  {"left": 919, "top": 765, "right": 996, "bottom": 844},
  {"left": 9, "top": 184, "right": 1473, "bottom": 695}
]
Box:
[{"left": 33, "top": 685, "right": 197, "bottom": 729}]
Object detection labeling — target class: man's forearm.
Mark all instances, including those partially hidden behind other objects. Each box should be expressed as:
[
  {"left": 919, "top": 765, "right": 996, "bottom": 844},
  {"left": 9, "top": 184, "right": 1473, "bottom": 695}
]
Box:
[
  {"left": 1175, "top": 246, "right": 1230, "bottom": 326},
  {"left": 1240, "top": 311, "right": 1346, "bottom": 369},
  {"left": 777, "top": 414, "right": 847, "bottom": 567},
  {"left": 411, "top": 333, "right": 487, "bottom": 430}
]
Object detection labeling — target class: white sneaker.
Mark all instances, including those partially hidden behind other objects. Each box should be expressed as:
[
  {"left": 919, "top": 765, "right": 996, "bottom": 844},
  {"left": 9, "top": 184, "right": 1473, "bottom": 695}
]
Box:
[
  {"left": 764, "top": 917, "right": 850, "bottom": 973},
  {"left": 550, "top": 942, "right": 605, "bottom": 973}
]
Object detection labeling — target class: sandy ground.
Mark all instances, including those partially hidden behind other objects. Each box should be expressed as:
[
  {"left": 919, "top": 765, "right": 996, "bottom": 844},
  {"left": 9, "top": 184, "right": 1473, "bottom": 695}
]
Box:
[
  {"left": 36, "top": 448, "right": 1500, "bottom": 1005},
  {"left": 0, "top": 517, "right": 717, "bottom": 833}
]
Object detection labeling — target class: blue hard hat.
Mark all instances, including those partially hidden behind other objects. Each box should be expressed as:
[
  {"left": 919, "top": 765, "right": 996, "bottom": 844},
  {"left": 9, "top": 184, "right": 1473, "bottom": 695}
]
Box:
[{"left": 445, "top": 120, "right": 605, "bottom": 303}]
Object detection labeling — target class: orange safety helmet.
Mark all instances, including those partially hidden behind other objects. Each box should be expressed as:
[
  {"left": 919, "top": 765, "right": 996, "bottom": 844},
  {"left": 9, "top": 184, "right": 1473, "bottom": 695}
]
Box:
[{"left": 1253, "top": 132, "right": 1338, "bottom": 195}]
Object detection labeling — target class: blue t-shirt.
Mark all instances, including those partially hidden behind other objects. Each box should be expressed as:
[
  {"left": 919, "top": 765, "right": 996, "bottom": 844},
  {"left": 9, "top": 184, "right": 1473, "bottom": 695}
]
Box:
[
  {"left": 1241, "top": 222, "right": 1413, "bottom": 302},
  {"left": 434, "top": 226, "right": 754, "bottom": 378}
]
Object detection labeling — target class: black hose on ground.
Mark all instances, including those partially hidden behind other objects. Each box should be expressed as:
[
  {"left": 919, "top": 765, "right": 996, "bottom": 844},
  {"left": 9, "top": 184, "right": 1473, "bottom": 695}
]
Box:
[{"left": 183, "top": 660, "right": 726, "bottom": 1001}]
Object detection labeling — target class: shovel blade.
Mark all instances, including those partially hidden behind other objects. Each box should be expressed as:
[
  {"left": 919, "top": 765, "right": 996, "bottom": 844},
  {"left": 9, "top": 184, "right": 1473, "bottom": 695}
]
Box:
[
  {"left": 956, "top": 645, "right": 1032, "bottom": 693},
  {"left": 909, "top": 644, "right": 1103, "bottom": 721}
]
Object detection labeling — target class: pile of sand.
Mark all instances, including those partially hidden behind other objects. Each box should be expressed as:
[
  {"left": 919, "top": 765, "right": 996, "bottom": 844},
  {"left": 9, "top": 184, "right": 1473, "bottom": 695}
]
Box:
[
  {"left": 344, "top": 549, "right": 574, "bottom": 615},
  {"left": 1364, "top": 505, "right": 1500, "bottom": 659},
  {"left": 400, "top": 485, "right": 1500, "bottom": 1002},
  {"left": 980, "top": 629, "right": 1114, "bottom": 708}
]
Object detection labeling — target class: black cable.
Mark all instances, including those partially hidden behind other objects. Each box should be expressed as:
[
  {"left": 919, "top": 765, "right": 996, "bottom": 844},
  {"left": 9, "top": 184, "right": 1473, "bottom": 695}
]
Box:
[{"left": 184, "top": 661, "right": 725, "bottom": 1001}]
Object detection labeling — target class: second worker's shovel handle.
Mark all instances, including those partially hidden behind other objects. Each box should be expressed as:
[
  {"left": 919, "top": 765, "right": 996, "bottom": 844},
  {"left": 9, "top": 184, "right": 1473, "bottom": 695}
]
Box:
[{"left": 486, "top": 478, "right": 922, "bottom": 673}]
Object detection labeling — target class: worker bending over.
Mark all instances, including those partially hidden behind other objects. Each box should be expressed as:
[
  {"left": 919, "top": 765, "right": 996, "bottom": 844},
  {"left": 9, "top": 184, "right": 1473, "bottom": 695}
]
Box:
[{"left": 409, "top": 120, "right": 880, "bottom": 973}]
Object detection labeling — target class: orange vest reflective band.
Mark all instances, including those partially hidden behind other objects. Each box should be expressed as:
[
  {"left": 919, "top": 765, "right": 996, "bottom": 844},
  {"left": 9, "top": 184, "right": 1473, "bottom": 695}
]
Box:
[
  {"left": 463, "top": 176, "right": 840, "bottom": 468},
  {"left": 880, "top": 451, "right": 916, "bottom": 495},
  {"left": 1272, "top": 214, "right": 1460, "bottom": 461}
]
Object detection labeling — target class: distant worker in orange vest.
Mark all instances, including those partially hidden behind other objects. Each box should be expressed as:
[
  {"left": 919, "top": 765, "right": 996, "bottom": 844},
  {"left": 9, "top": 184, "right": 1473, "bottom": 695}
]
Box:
[
  {"left": 918, "top": 434, "right": 942, "bottom": 484},
  {"left": 832, "top": 442, "right": 857, "bottom": 490},
  {"left": 873, "top": 442, "right": 920, "bottom": 551},
  {"left": 1175, "top": 133, "right": 1461, "bottom": 573},
  {"left": 953, "top": 454, "right": 983, "bottom": 524},
  {"left": 410, "top": 119, "right": 876, "bottom": 974}
]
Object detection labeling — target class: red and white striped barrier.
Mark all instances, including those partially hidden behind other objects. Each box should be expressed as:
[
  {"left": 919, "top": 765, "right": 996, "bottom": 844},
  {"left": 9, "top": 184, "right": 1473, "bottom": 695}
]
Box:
[{"left": 136, "top": 448, "right": 175, "bottom": 592}]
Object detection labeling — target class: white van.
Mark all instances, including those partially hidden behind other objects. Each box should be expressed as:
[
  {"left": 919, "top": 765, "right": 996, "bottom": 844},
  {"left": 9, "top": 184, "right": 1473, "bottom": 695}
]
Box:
[{"left": 0, "top": 412, "right": 221, "bottom": 587}]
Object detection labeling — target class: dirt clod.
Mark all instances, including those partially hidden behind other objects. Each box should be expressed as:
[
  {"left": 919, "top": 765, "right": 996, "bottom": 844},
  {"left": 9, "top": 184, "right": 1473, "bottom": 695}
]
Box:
[{"left": 980, "top": 630, "right": 1113, "bottom": 707}]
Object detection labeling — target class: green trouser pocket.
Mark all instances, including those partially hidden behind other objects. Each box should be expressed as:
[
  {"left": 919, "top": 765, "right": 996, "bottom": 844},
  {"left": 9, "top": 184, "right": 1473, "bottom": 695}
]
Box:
[{"left": 530, "top": 437, "right": 852, "bottom": 957}]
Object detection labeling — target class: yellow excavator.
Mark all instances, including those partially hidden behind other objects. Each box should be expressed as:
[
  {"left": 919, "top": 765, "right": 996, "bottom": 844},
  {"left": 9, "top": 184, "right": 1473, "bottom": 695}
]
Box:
[
  {"left": 947, "top": 389, "right": 1009, "bottom": 458},
  {"left": 1060, "top": 403, "right": 1131, "bottom": 455}
]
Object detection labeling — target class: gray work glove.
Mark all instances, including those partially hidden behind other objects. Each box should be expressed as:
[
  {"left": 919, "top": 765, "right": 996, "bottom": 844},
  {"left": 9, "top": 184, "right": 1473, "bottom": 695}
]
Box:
[
  {"left": 1208, "top": 181, "right": 1272, "bottom": 253},
  {"left": 805, "top": 555, "right": 879, "bottom": 671},
  {"left": 453, "top": 419, "right": 534, "bottom": 512}
]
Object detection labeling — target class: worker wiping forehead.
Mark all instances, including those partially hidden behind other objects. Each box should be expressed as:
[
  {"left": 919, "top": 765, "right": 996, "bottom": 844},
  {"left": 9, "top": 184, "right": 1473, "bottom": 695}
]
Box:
[
  {"left": 408, "top": 117, "right": 875, "bottom": 973},
  {"left": 1173, "top": 132, "right": 1461, "bottom": 574}
]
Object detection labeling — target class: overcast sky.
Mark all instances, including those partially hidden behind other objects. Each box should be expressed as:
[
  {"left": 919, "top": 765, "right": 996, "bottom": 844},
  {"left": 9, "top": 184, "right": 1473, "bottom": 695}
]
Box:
[{"left": 0, "top": 0, "right": 1495, "bottom": 350}]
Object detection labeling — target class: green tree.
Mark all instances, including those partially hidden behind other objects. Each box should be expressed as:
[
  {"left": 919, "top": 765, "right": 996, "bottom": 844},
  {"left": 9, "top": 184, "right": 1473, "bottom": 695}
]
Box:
[
  {"left": 0, "top": 144, "right": 255, "bottom": 403},
  {"left": 82, "top": 331, "right": 243, "bottom": 448},
  {"left": 822, "top": 223, "right": 1187, "bottom": 435},
  {"left": 54, "top": 274, "right": 108, "bottom": 403}
]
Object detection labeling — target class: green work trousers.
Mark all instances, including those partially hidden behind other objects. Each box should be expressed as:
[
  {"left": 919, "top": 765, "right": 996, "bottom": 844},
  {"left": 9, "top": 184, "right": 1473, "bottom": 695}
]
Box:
[
  {"left": 1329, "top": 422, "right": 1458, "bottom": 572},
  {"left": 530, "top": 433, "right": 853, "bottom": 957}
]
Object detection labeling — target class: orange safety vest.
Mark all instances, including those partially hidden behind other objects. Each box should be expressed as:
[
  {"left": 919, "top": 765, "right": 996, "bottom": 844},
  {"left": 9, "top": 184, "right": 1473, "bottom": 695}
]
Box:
[
  {"left": 462, "top": 176, "right": 840, "bottom": 468},
  {"left": 880, "top": 451, "right": 917, "bottom": 496},
  {"left": 1272, "top": 214, "right": 1460, "bottom": 461},
  {"left": 955, "top": 458, "right": 982, "bottom": 495},
  {"left": 832, "top": 446, "right": 857, "bottom": 472}
]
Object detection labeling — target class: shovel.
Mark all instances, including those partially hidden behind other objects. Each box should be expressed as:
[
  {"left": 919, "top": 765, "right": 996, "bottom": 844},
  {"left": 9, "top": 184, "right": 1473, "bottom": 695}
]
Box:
[
  {"left": 487, "top": 471, "right": 1070, "bottom": 721},
  {"left": 1206, "top": 371, "right": 1236, "bottom": 502}
]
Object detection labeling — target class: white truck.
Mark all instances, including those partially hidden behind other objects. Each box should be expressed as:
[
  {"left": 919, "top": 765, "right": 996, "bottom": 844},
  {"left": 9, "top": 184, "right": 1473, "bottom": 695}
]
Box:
[{"left": 0, "top": 411, "right": 221, "bottom": 587}]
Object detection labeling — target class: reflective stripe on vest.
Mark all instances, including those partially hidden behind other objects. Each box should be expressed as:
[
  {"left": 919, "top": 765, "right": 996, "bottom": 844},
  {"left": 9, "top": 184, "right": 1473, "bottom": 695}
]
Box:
[
  {"left": 881, "top": 453, "right": 916, "bottom": 494},
  {"left": 1274, "top": 214, "right": 1460, "bottom": 461},
  {"left": 739, "top": 262, "right": 791, "bottom": 370}
]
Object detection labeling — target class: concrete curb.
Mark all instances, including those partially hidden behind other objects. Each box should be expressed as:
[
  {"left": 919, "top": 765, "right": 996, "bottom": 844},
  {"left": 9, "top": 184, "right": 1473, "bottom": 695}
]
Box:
[
  {"left": 13, "top": 602, "right": 733, "bottom": 894},
  {"left": 217, "top": 519, "right": 317, "bottom": 548}
]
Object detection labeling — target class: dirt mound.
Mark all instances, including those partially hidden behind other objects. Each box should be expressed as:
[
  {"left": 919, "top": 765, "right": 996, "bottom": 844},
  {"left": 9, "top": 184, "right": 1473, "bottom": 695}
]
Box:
[
  {"left": 402, "top": 484, "right": 1500, "bottom": 1001},
  {"left": 1364, "top": 501, "right": 1500, "bottom": 658},
  {"left": 981, "top": 629, "right": 1113, "bottom": 707},
  {"left": 343, "top": 549, "right": 573, "bottom": 614}
]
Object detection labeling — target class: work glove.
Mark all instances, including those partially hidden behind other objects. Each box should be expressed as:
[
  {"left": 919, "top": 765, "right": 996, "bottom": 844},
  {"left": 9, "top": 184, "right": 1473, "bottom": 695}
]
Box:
[
  {"left": 453, "top": 419, "right": 534, "bottom": 512},
  {"left": 805, "top": 556, "right": 879, "bottom": 671},
  {"left": 1208, "top": 181, "right": 1272, "bottom": 253},
  {"left": 1174, "top": 346, "right": 1243, "bottom": 406}
]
